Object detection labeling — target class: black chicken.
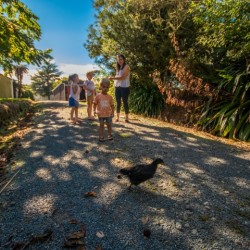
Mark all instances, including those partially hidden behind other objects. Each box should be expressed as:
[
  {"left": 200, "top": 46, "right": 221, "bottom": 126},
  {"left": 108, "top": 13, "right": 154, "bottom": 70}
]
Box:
[{"left": 119, "top": 158, "right": 164, "bottom": 190}]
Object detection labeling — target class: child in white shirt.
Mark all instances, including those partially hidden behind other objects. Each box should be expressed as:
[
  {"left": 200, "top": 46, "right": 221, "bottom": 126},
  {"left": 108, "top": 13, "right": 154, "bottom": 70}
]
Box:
[
  {"left": 83, "top": 71, "right": 96, "bottom": 120},
  {"left": 68, "top": 74, "right": 80, "bottom": 124}
]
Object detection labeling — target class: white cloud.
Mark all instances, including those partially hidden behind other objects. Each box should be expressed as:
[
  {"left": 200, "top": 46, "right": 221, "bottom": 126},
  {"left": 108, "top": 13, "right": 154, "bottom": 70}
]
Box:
[
  {"left": 23, "top": 69, "right": 37, "bottom": 84},
  {"left": 22, "top": 63, "right": 100, "bottom": 85}
]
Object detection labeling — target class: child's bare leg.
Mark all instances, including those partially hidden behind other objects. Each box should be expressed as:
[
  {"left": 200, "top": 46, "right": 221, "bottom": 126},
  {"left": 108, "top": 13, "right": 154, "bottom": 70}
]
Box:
[
  {"left": 70, "top": 108, "right": 76, "bottom": 124},
  {"left": 87, "top": 96, "right": 94, "bottom": 118},
  {"left": 116, "top": 113, "right": 120, "bottom": 121},
  {"left": 87, "top": 98, "right": 91, "bottom": 118},
  {"left": 99, "top": 121, "right": 104, "bottom": 140},
  {"left": 70, "top": 108, "right": 74, "bottom": 120},
  {"left": 71, "top": 107, "right": 76, "bottom": 123},
  {"left": 75, "top": 107, "right": 78, "bottom": 122},
  {"left": 107, "top": 123, "right": 112, "bottom": 137},
  {"left": 89, "top": 101, "right": 93, "bottom": 118}
]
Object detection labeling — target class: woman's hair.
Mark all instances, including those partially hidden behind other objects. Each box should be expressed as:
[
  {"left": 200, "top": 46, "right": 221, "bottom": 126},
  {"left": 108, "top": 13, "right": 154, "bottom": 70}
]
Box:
[
  {"left": 116, "top": 54, "right": 126, "bottom": 71},
  {"left": 68, "top": 74, "right": 78, "bottom": 83}
]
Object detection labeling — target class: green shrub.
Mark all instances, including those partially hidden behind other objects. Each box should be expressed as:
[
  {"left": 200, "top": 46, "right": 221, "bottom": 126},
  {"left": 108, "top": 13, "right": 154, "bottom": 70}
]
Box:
[
  {"left": 129, "top": 81, "right": 164, "bottom": 118},
  {"left": 0, "top": 99, "right": 34, "bottom": 127},
  {"left": 21, "top": 85, "right": 35, "bottom": 100}
]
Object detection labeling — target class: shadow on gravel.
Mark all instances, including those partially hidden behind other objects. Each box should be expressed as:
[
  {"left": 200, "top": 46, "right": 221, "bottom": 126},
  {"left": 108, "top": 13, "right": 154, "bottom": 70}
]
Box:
[{"left": 0, "top": 101, "right": 249, "bottom": 250}]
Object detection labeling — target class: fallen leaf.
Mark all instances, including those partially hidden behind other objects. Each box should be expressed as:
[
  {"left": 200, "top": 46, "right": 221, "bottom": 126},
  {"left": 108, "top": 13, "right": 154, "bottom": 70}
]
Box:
[
  {"left": 119, "top": 132, "right": 133, "bottom": 138},
  {"left": 69, "top": 219, "right": 78, "bottom": 224},
  {"left": 64, "top": 239, "right": 85, "bottom": 248},
  {"left": 10, "top": 229, "right": 52, "bottom": 250},
  {"left": 64, "top": 226, "right": 86, "bottom": 248},
  {"left": 141, "top": 216, "right": 149, "bottom": 224},
  {"left": 32, "top": 229, "right": 53, "bottom": 242},
  {"left": 96, "top": 231, "right": 105, "bottom": 238},
  {"left": 84, "top": 191, "right": 97, "bottom": 198},
  {"left": 67, "top": 231, "right": 82, "bottom": 240}
]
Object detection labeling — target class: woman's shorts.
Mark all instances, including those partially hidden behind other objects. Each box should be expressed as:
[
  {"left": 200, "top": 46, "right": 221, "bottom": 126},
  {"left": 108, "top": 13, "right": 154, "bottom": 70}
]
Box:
[
  {"left": 98, "top": 117, "right": 112, "bottom": 124},
  {"left": 69, "top": 97, "right": 79, "bottom": 107}
]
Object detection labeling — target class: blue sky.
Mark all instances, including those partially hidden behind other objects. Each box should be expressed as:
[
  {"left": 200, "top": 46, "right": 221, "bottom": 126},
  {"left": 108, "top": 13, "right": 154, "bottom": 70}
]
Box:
[{"left": 20, "top": 0, "right": 99, "bottom": 82}]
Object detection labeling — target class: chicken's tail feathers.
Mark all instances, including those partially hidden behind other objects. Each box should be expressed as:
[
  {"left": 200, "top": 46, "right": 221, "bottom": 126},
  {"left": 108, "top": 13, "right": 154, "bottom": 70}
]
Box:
[{"left": 119, "top": 168, "right": 130, "bottom": 175}]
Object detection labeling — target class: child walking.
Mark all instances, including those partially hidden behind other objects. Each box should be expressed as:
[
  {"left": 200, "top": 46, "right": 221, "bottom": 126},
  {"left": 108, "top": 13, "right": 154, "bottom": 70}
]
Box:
[
  {"left": 93, "top": 78, "right": 114, "bottom": 142},
  {"left": 83, "top": 71, "right": 96, "bottom": 120},
  {"left": 68, "top": 74, "right": 80, "bottom": 124}
]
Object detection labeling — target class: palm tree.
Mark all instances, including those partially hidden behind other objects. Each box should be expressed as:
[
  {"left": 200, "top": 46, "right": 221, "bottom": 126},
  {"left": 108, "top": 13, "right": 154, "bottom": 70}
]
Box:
[{"left": 14, "top": 64, "right": 29, "bottom": 97}]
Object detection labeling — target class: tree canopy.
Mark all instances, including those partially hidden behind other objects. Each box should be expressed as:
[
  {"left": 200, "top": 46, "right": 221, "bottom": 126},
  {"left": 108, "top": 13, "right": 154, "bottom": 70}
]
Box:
[
  {"left": 31, "top": 60, "right": 62, "bottom": 100},
  {"left": 0, "top": 0, "right": 51, "bottom": 72},
  {"left": 85, "top": 0, "right": 250, "bottom": 141}
]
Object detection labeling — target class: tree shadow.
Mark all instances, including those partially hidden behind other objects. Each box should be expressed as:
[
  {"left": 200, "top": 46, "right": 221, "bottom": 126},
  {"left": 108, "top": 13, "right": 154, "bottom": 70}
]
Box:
[{"left": 0, "top": 101, "right": 249, "bottom": 249}]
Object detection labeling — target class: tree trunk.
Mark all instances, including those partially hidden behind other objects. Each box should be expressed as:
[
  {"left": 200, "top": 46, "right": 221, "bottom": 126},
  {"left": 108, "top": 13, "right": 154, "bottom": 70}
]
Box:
[
  {"left": 17, "top": 81, "right": 22, "bottom": 98},
  {"left": 47, "top": 83, "right": 51, "bottom": 100}
]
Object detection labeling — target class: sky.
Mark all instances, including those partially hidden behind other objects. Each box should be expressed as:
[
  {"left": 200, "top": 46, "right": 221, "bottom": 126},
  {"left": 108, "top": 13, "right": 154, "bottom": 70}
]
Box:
[{"left": 4, "top": 0, "right": 100, "bottom": 84}]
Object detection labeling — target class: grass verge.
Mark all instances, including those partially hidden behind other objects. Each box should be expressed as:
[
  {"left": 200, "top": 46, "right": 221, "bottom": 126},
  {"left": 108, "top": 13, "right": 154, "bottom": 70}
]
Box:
[{"left": 0, "top": 98, "right": 40, "bottom": 176}]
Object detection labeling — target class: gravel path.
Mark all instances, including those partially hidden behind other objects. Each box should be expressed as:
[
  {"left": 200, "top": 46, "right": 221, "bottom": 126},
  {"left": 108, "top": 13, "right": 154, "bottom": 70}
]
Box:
[{"left": 0, "top": 101, "right": 250, "bottom": 250}]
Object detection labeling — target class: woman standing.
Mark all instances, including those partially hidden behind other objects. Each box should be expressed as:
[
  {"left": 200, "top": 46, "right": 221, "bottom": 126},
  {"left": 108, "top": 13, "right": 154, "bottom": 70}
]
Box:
[{"left": 109, "top": 54, "right": 130, "bottom": 122}]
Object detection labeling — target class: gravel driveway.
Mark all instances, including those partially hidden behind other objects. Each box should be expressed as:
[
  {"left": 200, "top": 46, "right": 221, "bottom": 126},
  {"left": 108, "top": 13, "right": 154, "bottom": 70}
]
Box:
[{"left": 0, "top": 101, "right": 250, "bottom": 250}]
